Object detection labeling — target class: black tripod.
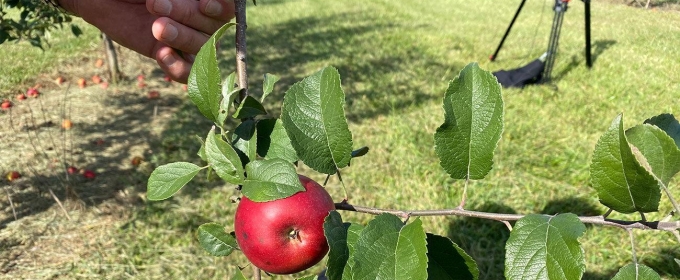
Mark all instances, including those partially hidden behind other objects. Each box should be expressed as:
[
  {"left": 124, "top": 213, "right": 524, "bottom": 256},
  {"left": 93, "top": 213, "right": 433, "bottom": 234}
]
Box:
[{"left": 490, "top": 0, "right": 592, "bottom": 87}]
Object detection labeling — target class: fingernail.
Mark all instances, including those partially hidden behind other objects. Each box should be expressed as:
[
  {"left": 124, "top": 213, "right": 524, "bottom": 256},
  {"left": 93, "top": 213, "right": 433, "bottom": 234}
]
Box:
[
  {"left": 162, "top": 23, "right": 178, "bottom": 41},
  {"left": 205, "top": 0, "right": 222, "bottom": 16},
  {"left": 154, "top": 0, "right": 172, "bottom": 16},
  {"left": 162, "top": 53, "right": 178, "bottom": 67}
]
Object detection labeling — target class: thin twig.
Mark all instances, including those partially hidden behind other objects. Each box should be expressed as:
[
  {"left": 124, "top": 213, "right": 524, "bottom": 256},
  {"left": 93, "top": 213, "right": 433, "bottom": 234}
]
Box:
[
  {"left": 4, "top": 187, "right": 17, "bottom": 221},
  {"left": 334, "top": 202, "right": 680, "bottom": 231},
  {"left": 234, "top": 0, "right": 248, "bottom": 103},
  {"left": 48, "top": 187, "right": 71, "bottom": 221},
  {"left": 660, "top": 181, "right": 680, "bottom": 216},
  {"left": 459, "top": 178, "right": 469, "bottom": 209}
]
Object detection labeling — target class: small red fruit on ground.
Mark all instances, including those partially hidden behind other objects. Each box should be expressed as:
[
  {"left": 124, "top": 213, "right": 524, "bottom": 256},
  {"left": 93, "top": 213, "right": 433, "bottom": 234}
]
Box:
[
  {"left": 147, "top": 91, "right": 160, "bottom": 99},
  {"left": 137, "top": 74, "right": 145, "bottom": 82},
  {"left": 67, "top": 166, "right": 79, "bottom": 175},
  {"left": 55, "top": 76, "right": 65, "bottom": 85},
  {"left": 26, "top": 88, "right": 39, "bottom": 98},
  {"left": 234, "top": 175, "right": 335, "bottom": 274},
  {"left": 82, "top": 170, "right": 96, "bottom": 179},
  {"left": 163, "top": 75, "right": 172, "bottom": 82},
  {"left": 6, "top": 171, "right": 21, "bottom": 181},
  {"left": 95, "top": 58, "right": 104, "bottom": 68},
  {"left": 131, "top": 156, "right": 143, "bottom": 166},
  {"left": 77, "top": 78, "right": 87, "bottom": 88},
  {"left": 101, "top": 82, "right": 109, "bottom": 89},
  {"left": 92, "top": 75, "right": 102, "bottom": 84},
  {"left": 62, "top": 119, "right": 73, "bottom": 130},
  {"left": 16, "top": 93, "right": 26, "bottom": 101},
  {"left": 182, "top": 84, "right": 188, "bottom": 91},
  {"left": 1, "top": 100, "right": 12, "bottom": 110}
]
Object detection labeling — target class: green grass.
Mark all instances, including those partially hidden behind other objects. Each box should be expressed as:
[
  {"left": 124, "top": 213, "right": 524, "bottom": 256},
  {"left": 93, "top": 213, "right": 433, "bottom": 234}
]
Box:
[
  {"left": 0, "top": 16, "right": 100, "bottom": 95},
  {"left": 2, "top": 0, "right": 679, "bottom": 279}
]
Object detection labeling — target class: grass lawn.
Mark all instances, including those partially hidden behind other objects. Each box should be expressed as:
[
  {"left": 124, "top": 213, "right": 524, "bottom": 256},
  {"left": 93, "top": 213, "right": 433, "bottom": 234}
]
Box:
[{"left": 1, "top": 0, "right": 679, "bottom": 279}]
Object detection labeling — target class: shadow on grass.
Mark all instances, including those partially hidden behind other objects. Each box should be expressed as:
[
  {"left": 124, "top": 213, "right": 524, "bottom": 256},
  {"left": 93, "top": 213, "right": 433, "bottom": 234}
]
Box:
[
  {"left": 231, "top": 12, "right": 459, "bottom": 122},
  {"left": 447, "top": 203, "right": 516, "bottom": 280}
]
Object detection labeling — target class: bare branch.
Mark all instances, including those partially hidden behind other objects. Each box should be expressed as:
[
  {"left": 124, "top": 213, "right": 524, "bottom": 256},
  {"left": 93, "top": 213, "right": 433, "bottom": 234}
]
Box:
[
  {"left": 234, "top": 0, "right": 248, "bottom": 103},
  {"left": 335, "top": 202, "right": 680, "bottom": 231}
]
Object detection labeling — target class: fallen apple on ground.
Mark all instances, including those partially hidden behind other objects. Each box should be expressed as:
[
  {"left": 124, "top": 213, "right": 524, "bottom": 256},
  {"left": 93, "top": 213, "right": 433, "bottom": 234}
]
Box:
[
  {"left": 16, "top": 93, "right": 26, "bottom": 101},
  {"left": 77, "top": 78, "right": 87, "bottom": 88},
  {"left": 234, "top": 175, "right": 335, "bottom": 274},
  {"left": 62, "top": 119, "right": 73, "bottom": 130},
  {"left": 131, "top": 156, "right": 143, "bottom": 166},
  {"left": 92, "top": 75, "right": 102, "bottom": 84},
  {"left": 1, "top": 100, "right": 12, "bottom": 110},
  {"left": 26, "top": 88, "right": 39, "bottom": 98},
  {"left": 147, "top": 91, "right": 160, "bottom": 99},
  {"left": 6, "top": 171, "right": 21, "bottom": 181},
  {"left": 95, "top": 58, "right": 104, "bottom": 68},
  {"left": 67, "top": 166, "right": 79, "bottom": 175},
  {"left": 82, "top": 170, "right": 96, "bottom": 179},
  {"left": 55, "top": 76, "right": 65, "bottom": 85}
]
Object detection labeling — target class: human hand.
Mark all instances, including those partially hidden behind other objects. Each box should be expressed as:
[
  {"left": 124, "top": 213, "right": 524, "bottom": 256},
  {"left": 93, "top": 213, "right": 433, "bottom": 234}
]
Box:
[{"left": 59, "top": 0, "right": 235, "bottom": 83}]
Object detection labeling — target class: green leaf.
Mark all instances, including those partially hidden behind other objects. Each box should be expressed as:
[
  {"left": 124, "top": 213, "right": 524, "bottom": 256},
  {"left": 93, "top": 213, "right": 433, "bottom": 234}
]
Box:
[
  {"left": 505, "top": 213, "right": 586, "bottom": 280},
  {"left": 233, "top": 119, "right": 258, "bottom": 165},
  {"left": 196, "top": 135, "right": 207, "bottom": 162},
  {"left": 241, "top": 159, "right": 304, "bottom": 202},
  {"left": 233, "top": 96, "right": 267, "bottom": 119},
  {"left": 296, "top": 276, "right": 319, "bottom": 280},
  {"left": 256, "top": 118, "right": 298, "bottom": 163},
  {"left": 434, "top": 63, "right": 503, "bottom": 180},
  {"left": 348, "top": 214, "right": 428, "bottom": 280},
  {"left": 645, "top": 113, "right": 680, "bottom": 149},
  {"left": 147, "top": 162, "right": 202, "bottom": 200},
  {"left": 590, "top": 115, "right": 661, "bottom": 213},
  {"left": 611, "top": 263, "right": 661, "bottom": 280},
  {"left": 425, "top": 233, "right": 479, "bottom": 280},
  {"left": 281, "top": 67, "right": 353, "bottom": 175},
  {"left": 342, "top": 223, "right": 364, "bottom": 280},
  {"left": 324, "top": 211, "right": 350, "bottom": 280},
  {"left": 626, "top": 124, "right": 680, "bottom": 186},
  {"left": 231, "top": 269, "right": 247, "bottom": 280},
  {"left": 262, "top": 73, "right": 280, "bottom": 102},
  {"left": 205, "top": 127, "right": 245, "bottom": 185},
  {"left": 70, "top": 24, "right": 82, "bottom": 37},
  {"left": 217, "top": 72, "right": 240, "bottom": 125},
  {"left": 197, "top": 223, "right": 238, "bottom": 256},
  {"left": 187, "top": 23, "right": 235, "bottom": 122}
]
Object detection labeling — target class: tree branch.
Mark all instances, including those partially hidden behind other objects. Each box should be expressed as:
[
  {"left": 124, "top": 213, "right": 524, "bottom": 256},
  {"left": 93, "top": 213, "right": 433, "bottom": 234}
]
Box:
[
  {"left": 335, "top": 202, "right": 680, "bottom": 231},
  {"left": 234, "top": 0, "right": 248, "bottom": 103}
]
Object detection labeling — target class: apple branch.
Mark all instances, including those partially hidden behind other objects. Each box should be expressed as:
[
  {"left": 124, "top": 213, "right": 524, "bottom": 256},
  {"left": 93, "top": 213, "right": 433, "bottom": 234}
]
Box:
[
  {"left": 334, "top": 202, "right": 680, "bottom": 231},
  {"left": 234, "top": 0, "right": 248, "bottom": 103}
]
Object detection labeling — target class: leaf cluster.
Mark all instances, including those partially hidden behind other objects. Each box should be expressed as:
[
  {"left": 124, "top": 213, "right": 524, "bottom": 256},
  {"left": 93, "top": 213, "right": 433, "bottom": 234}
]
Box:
[
  {"left": 0, "top": 0, "right": 81, "bottom": 48},
  {"left": 146, "top": 23, "right": 680, "bottom": 279}
]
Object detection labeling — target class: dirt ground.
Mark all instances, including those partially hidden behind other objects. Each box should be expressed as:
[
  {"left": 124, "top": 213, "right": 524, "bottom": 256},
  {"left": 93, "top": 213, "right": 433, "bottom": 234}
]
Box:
[{"left": 0, "top": 45, "right": 189, "bottom": 279}]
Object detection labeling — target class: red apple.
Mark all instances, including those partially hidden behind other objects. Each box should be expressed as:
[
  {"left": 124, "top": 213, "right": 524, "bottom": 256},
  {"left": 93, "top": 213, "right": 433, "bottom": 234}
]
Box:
[
  {"left": 91, "top": 75, "right": 102, "bottom": 84},
  {"left": 16, "top": 93, "right": 27, "bottom": 101},
  {"left": 137, "top": 74, "right": 145, "bottom": 82},
  {"left": 67, "top": 166, "right": 79, "bottom": 175},
  {"left": 163, "top": 75, "right": 172, "bottom": 82},
  {"left": 82, "top": 170, "right": 96, "bottom": 179},
  {"left": 100, "top": 82, "right": 109, "bottom": 89},
  {"left": 26, "top": 88, "right": 39, "bottom": 98},
  {"left": 55, "top": 76, "right": 65, "bottom": 85},
  {"left": 234, "top": 175, "right": 335, "bottom": 274},
  {"left": 131, "top": 156, "right": 143, "bottom": 166},
  {"left": 95, "top": 58, "right": 104, "bottom": 68},
  {"left": 147, "top": 91, "right": 160, "bottom": 99},
  {"left": 182, "top": 84, "right": 188, "bottom": 91},
  {"left": 6, "top": 171, "right": 21, "bottom": 181},
  {"left": 77, "top": 78, "right": 87, "bottom": 88},
  {"left": 1, "top": 100, "right": 11, "bottom": 110}
]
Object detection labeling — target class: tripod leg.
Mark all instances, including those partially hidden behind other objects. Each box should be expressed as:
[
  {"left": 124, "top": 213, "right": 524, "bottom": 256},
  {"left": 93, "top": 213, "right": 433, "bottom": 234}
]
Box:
[
  {"left": 584, "top": 0, "right": 593, "bottom": 68},
  {"left": 542, "top": 0, "right": 569, "bottom": 83},
  {"left": 490, "top": 0, "right": 527, "bottom": 61}
]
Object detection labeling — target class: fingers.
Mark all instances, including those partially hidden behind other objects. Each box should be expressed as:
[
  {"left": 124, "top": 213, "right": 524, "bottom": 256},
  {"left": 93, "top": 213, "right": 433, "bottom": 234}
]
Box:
[
  {"left": 154, "top": 45, "right": 194, "bottom": 83},
  {"left": 147, "top": 0, "right": 234, "bottom": 35},
  {"left": 152, "top": 17, "right": 209, "bottom": 54}
]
